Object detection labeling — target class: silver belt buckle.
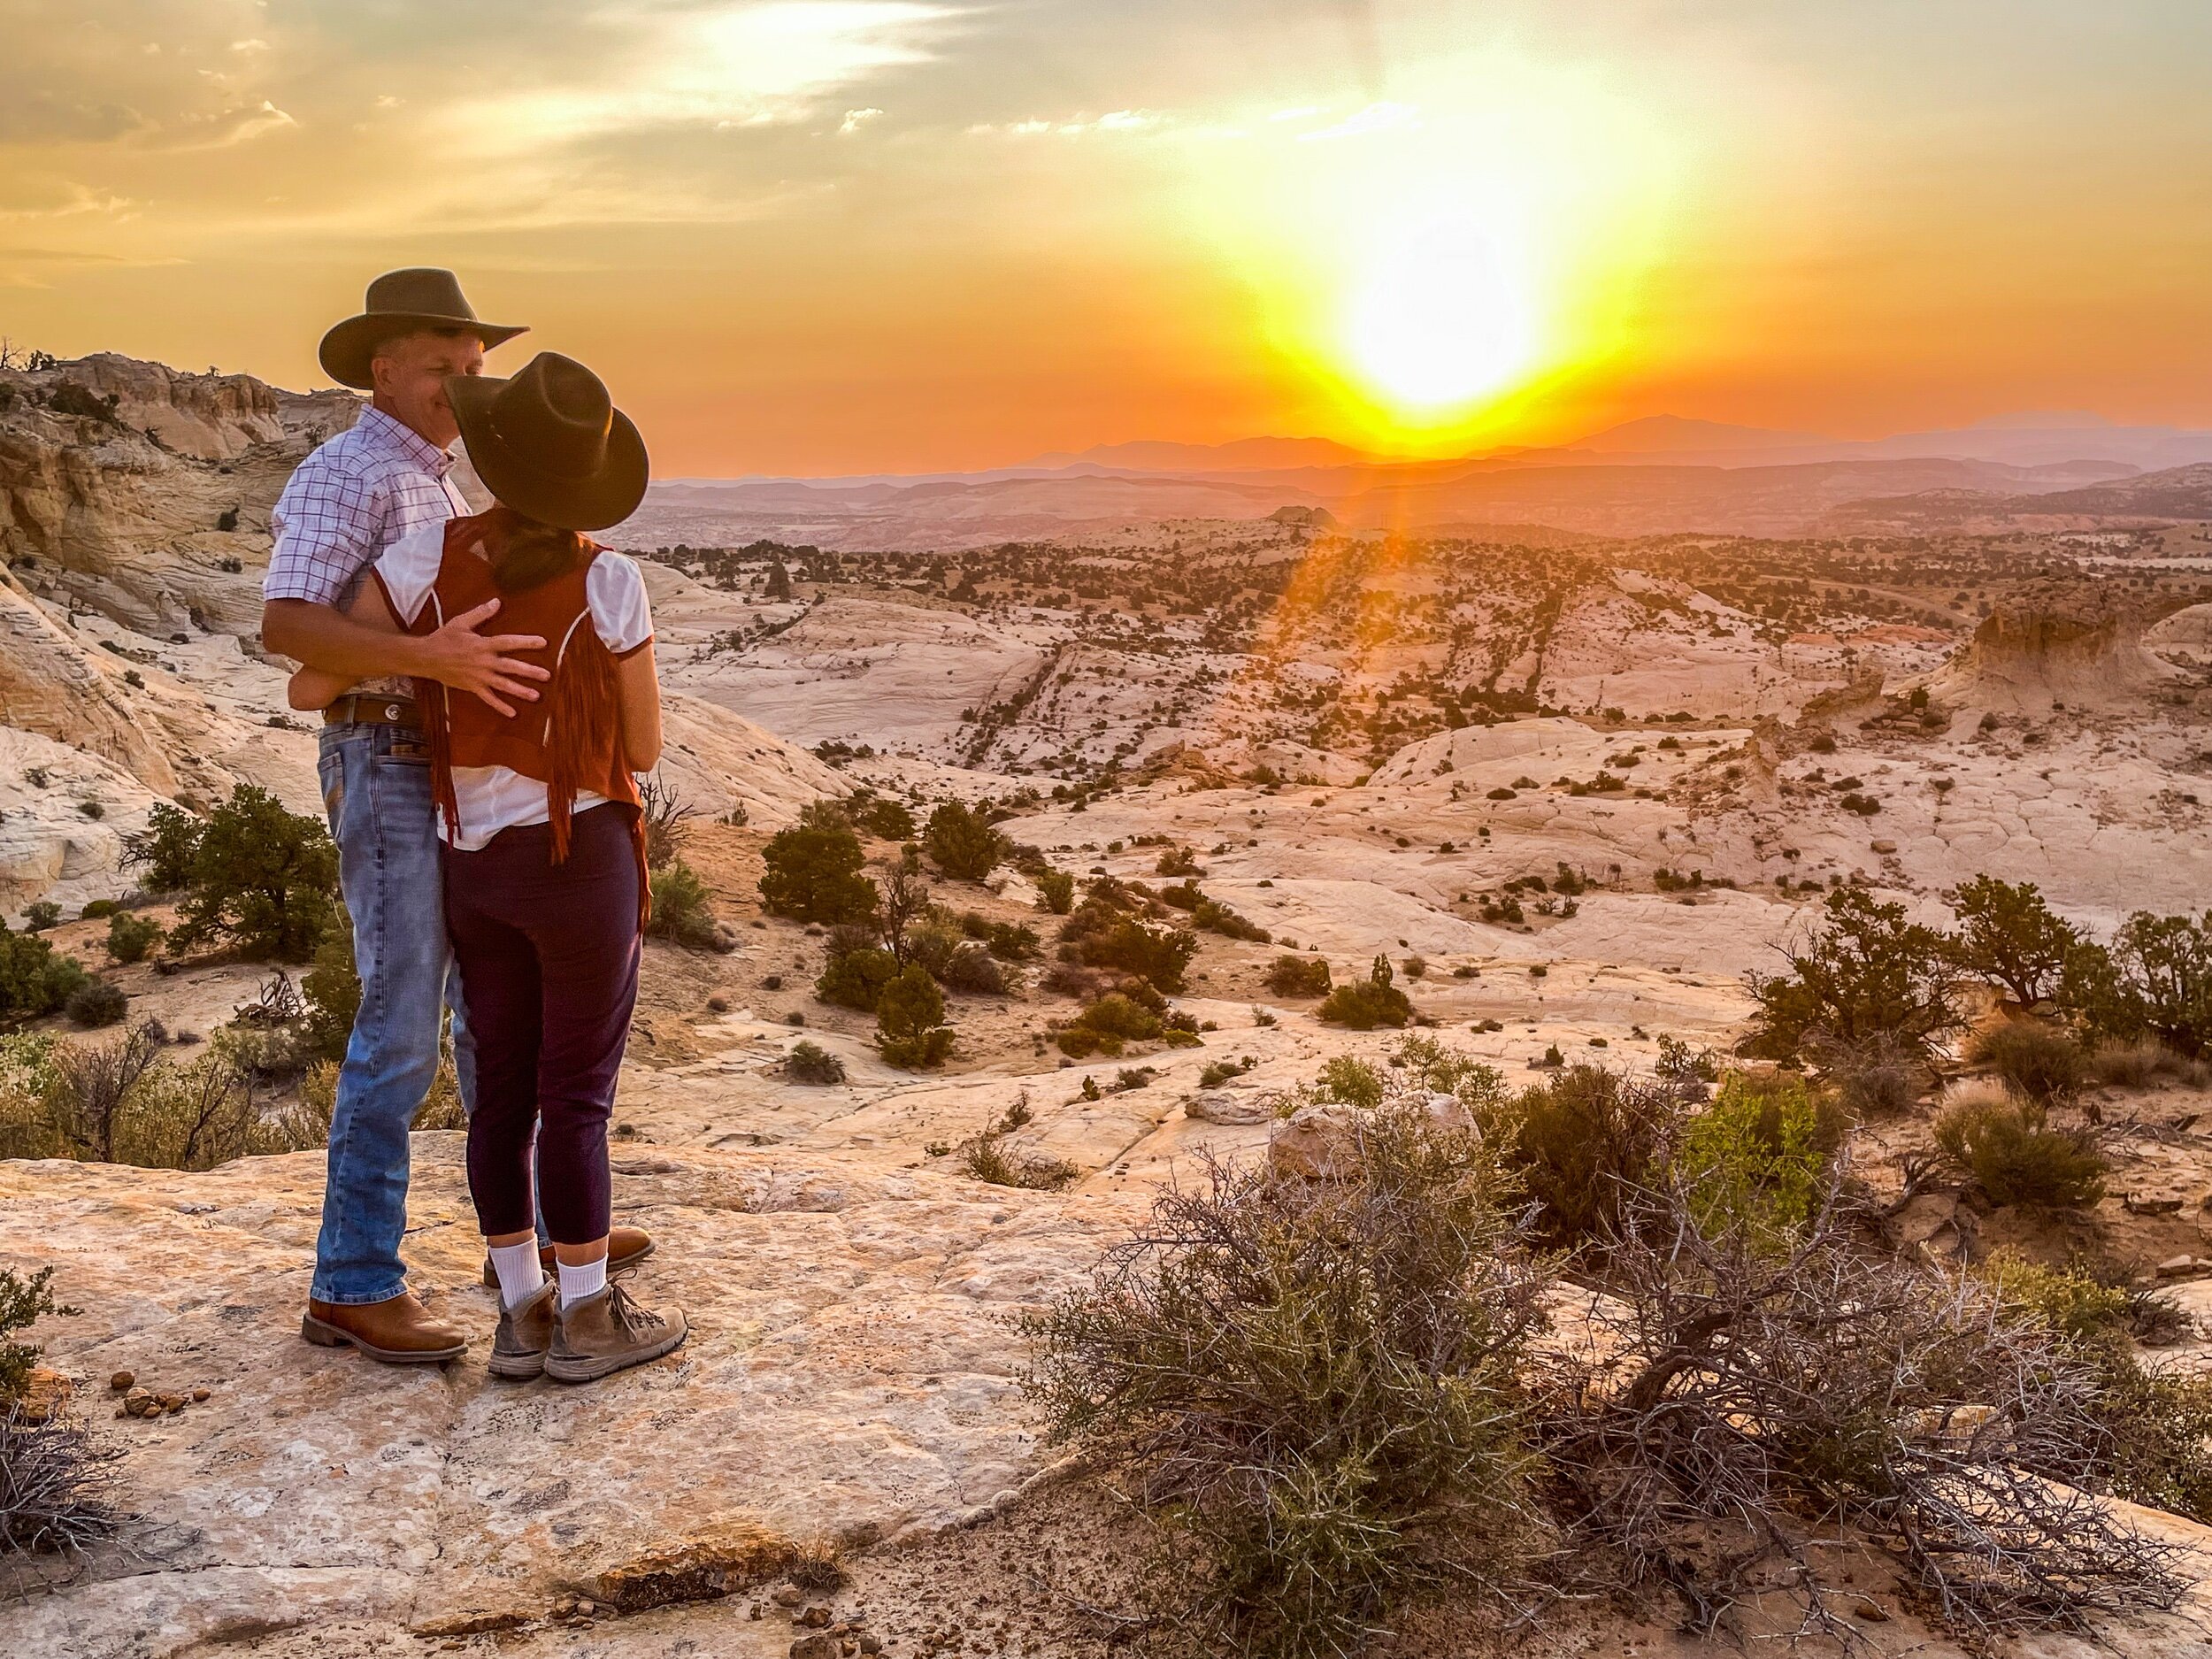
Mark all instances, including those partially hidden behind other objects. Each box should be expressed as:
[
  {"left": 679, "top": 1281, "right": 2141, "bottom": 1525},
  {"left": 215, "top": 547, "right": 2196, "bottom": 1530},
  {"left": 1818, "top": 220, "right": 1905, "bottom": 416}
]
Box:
[{"left": 384, "top": 703, "right": 402, "bottom": 722}]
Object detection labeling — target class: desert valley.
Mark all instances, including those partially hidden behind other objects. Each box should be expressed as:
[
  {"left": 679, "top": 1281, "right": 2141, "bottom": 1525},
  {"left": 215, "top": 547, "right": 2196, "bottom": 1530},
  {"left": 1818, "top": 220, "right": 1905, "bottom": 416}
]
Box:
[{"left": 5, "top": 351, "right": 2212, "bottom": 1659}]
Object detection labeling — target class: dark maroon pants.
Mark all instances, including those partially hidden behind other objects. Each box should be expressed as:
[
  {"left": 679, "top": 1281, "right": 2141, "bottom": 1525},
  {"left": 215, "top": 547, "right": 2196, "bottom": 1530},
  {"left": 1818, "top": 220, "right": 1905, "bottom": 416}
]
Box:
[{"left": 444, "top": 803, "right": 641, "bottom": 1245}]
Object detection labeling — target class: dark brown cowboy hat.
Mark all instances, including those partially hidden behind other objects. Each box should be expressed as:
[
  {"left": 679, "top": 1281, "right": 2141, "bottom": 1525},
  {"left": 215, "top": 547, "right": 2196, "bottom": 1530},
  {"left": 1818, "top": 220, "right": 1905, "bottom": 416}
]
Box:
[
  {"left": 318, "top": 267, "right": 526, "bottom": 390},
  {"left": 447, "top": 352, "right": 649, "bottom": 532}
]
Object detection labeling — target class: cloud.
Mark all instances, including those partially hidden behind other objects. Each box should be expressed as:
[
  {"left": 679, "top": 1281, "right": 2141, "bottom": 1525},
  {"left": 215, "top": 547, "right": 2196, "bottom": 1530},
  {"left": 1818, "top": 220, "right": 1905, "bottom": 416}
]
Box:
[
  {"left": 840, "top": 106, "right": 884, "bottom": 134},
  {"left": 0, "top": 93, "right": 147, "bottom": 145},
  {"left": 156, "top": 100, "right": 297, "bottom": 150},
  {"left": 971, "top": 108, "right": 1164, "bottom": 139},
  {"left": 1295, "top": 100, "right": 1418, "bottom": 142}
]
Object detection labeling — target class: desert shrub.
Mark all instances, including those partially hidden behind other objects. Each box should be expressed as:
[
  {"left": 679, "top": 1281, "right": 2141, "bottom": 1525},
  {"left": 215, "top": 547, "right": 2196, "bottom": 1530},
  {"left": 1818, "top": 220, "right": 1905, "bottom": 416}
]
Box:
[
  {"left": 1742, "top": 886, "right": 1960, "bottom": 1063},
  {"left": 0, "top": 1033, "right": 62, "bottom": 1159},
  {"left": 924, "top": 801, "right": 1005, "bottom": 881},
  {"left": 166, "top": 785, "right": 340, "bottom": 962},
  {"left": 636, "top": 774, "right": 695, "bottom": 872},
  {"left": 21, "top": 902, "right": 60, "bottom": 933},
  {"left": 1314, "top": 1054, "right": 1384, "bottom": 1109},
  {"left": 0, "top": 919, "right": 89, "bottom": 1026},
  {"left": 1947, "top": 876, "right": 2080, "bottom": 1006},
  {"left": 960, "top": 1097, "right": 1074, "bottom": 1190},
  {"left": 1933, "top": 1088, "right": 2107, "bottom": 1210},
  {"left": 1653, "top": 1033, "right": 1720, "bottom": 1102},
  {"left": 36, "top": 1021, "right": 295, "bottom": 1170},
  {"left": 817, "top": 946, "right": 898, "bottom": 1012},
  {"left": 1023, "top": 1104, "right": 1547, "bottom": 1657},
  {"left": 1192, "top": 897, "right": 1270, "bottom": 942},
  {"left": 0, "top": 1264, "right": 120, "bottom": 1559},
  {"left": 1033, "top": 867, "right": 1075, "bottom": 914},
  {"left": 758, "top": 823, "right": 879, "bottom": 924},
  {"left": 1071, "top": 918, "right": 1198, "bottom": 994},
  {"left": 1153, "top": 844, "right": 1201, "bottom": 878},
  {"left": 876, "top": 964, "right": 953, "bottom": 1069},
  {"left": 122, "top": 801, "right": 204, "bottom": 891},
  {"left": 855, "top": 797, "right": 917, "bottom": 841},
  {"left": 293, "top": 918, "right": 361, "bottom": 1066},
  {"left": 1317, "top": 955, "right": 1413, "bottom": 1030},
  {"left": 2086, "top": 1037, "right": 2193, "bottom": 1088},
  {"left": 784, "top": 1039, "right": 847, "bottom": 1085},
  {"left": 46, "top": 380, "right": 119, "bottom": 424},
  {"left": 104, "top": 911, "right": 162, "bottom": 965},
  {"left": 2105, "top": 910, "right": 2212, "bottom": 1058},
  {"left": 1809, "top": 1027, "right": 1925, "bottom": 1116},
  {"left": 1387, "top": 1034, "right": 1509, "bottom": 1109},
  {"left": 1548, "top": 1191, "right": 2186, "bottom": 1638},
  {"left": 646, "top": 858, "right": 727, "bottom": 949},
  {"left": 1263, "top": 953, "right": 1333, "bottom": 997},
  {"left": 1486, "top": 1064, "right": 1680, "bottom": 1250},
  {"left": 77, "top": 899, "right": 119, "bottom": 920},
  {"left": 1676, "top": 1071, "right": 1849, "bottom": 1245},
  {"left": 1981, "top": 1254, "right": 2212, "bottom": 1525},
  {"left": 63, "top": 975, "right": 127, "bottom": 1029},
  {"left": 1053, "top": 992, "right": 1164, "bottom": 1057},
  {"left": 903, "top": 920, "right": 1014, "bottom": 995},
  {"left": 1968, "top": 1018, "right": 2086, "bottom": 1103}
]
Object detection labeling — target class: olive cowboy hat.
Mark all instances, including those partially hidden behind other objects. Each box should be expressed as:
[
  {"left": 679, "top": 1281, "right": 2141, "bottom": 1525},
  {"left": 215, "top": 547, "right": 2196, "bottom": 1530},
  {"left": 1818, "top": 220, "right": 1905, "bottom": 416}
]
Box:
[
  {"left": 318, "top": 267, "right": 527, "bottom": 390},
  {"left": 446, "top": 352, "right": 649, "bottom": 533}
]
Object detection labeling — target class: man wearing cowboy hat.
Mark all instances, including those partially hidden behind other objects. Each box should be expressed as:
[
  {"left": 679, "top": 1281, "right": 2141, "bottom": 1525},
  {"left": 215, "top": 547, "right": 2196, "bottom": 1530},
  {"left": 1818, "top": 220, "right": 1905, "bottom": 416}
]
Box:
[{"left": 262, "top": 269, "right": 646, "bottom": 1363}]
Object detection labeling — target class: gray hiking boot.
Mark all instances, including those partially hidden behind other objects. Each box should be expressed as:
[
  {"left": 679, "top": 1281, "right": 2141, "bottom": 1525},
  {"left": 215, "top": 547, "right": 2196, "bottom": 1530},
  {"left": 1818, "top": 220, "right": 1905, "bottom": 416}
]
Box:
[
  {"left": 545, "top": 1281, "right": 688, "bottom": 1384},
  {"left": 488, "top": 1281, "right": 557, "bottom": 1380}
]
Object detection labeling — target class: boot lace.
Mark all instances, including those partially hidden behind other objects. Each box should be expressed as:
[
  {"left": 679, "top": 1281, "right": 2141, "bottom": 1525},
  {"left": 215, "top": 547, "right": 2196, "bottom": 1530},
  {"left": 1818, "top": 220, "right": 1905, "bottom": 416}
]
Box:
[{"left": 603, "top": 1280, "right": 665, "bottom": 1337}]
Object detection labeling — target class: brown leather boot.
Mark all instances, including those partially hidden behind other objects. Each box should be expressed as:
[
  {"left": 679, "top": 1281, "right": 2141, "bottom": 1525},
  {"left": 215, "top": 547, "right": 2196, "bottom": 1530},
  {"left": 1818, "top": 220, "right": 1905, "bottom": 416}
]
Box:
[
  {"left": 302, "top": 1291, "right": 466, "bottom": 1364},
  {"left": 544, "top": 1282, "right": 688, "bottom": 1384},
  {"left": 480, "top": 1226, "right": 655, "bottom": 1290},
  {"left": 488, "top": 1282, "right": 558, "bottom": 1380}
]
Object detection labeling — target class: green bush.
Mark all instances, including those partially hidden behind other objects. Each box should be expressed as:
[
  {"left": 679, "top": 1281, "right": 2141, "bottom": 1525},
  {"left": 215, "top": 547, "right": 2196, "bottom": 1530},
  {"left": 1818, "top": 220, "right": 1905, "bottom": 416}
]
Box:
[
  {"left": 646, "top": 858, "right": 727, "bottom": 949},
  {"left": 758, "top": 823, "right": 879, "bottom": 924},
  {"left": 876, "top": 964, "right": 953, "bottom": 1069},
  {"left": 855, "top": 797, "right": 916, "bottom": 841},
  {"left": 1052, "top": 992, "right": 1164, "bottom": 1057},
  {"left": 167, "top": 785, "right": 339, "bottom": 963},
  {"left": 1981, "top": 1254, "right": 2212, "bottom": 1524},
  {"left": 1947, "top": 876, "right": 2080, "bottom": 1005},
  {"left": 817, "top": 946, "right": 898, "bottom": 1012},
  {"left": 0, "top": 1264, "right": 71, "bottom": 1405},
  {"left": 1070, "top": 918, "right": 1198, "bottom": 994},
  {"left": 1022, "top": 1102, "right": 1545, "bottom": 1657},
  {"left": 2107, "top": 910, "right": 2212, "bottom": 1058},
  {"left": 65, "top": 980, "right": 127, "bottom": 1029},
  {"left": 104, "top": 911, "right": 162, "bottom": 965},
  {"left": 1933, "top": 1090, "right": 2106, "bottom": 1210},
  {"left": 123, "top": 801, "right": 204, "bottom": 891},
  {"left": 77, "top": 900, "right": 119, "bottom": 921},
  {"left": 1314, "top": 1055, "right": 1384, "bottom": 1109},
  {"left": 1968, "top": 1018, "right": 2085, "bottom": 1103},
  {"left": 1193, "top": 897, "right": 1271, "bottom": 942},
  {"left": 924, "top": 801, "right": 1006, "bottom": 881},
  {"left": 1486, "top": 1064, "right": 1679, "bottom": 1249},
  {"left": 1743, "top": 886, "right": 1960, "bottom": 1062},
  {"left": 1317, "top": 955, "right": 1412, "bottom": 1030},
  {"left": 784, "top": 1039, "right": 847, "bottom": 1085},
  {"left": 1263, "top": 954, "right": 1333, "bottom": 997},
  {"left": 21, "top": 902, "right": 60, "bottom": 933},
  {"left": 0, "top": 919, "right": 89, "bottom": 1026},
  {"left": 1033, "top": 867, "right": 1075, "bottom": 914},
  {"left": 1677, "top": 1071, "right": 1849, "bottom": 1244},
  {"left": 296, "top": 918, "right": 361, "bottom": 1065}
]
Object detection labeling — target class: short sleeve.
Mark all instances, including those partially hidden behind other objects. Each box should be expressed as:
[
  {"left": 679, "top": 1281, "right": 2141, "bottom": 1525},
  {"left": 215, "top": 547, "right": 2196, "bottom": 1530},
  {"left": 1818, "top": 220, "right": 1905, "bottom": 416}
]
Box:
[
  {"left": 371, "top": 526, "right": 448, "bottom": 627},
  {"left": 265, "top": 451, "right": 384, "bottom": 604},
  {"left": 586, "top": 553, "right": 653, "bottom": 657}
]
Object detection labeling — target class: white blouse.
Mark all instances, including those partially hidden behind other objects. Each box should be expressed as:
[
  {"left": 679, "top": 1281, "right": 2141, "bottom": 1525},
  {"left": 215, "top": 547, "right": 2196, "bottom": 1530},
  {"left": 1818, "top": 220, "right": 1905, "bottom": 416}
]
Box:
[{"left": 374, "top": 526, "right": 653, "bottom": 851}]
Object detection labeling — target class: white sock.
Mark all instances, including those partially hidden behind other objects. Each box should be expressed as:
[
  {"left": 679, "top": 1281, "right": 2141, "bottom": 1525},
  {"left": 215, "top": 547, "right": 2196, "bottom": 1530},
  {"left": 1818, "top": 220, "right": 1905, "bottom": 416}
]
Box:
[
  {"left": 489, "top": 1240, "right": 546, "bottom": 1310},
  {"left": 557, "top": 1255, "right": 607, "bottom": 1311}
]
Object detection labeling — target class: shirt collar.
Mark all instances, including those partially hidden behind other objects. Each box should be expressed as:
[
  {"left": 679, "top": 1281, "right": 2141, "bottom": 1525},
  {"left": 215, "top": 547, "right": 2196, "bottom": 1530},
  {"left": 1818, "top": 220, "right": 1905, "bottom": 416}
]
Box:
[{"left": 358, "top": 404, "right": 456, "bottom": 478}]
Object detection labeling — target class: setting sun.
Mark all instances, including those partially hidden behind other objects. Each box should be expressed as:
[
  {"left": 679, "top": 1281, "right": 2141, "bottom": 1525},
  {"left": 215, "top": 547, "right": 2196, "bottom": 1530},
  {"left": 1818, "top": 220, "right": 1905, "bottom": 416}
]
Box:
[{"left": 1340, "top": 202, "right": 1539, "bottom": 415}]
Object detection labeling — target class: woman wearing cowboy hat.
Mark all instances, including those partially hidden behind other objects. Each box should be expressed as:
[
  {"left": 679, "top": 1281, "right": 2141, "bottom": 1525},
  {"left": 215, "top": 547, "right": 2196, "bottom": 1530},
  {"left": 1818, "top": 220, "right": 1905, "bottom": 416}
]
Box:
[{"left": 288, "top": 352, "right": 687, "bottom": 1384}]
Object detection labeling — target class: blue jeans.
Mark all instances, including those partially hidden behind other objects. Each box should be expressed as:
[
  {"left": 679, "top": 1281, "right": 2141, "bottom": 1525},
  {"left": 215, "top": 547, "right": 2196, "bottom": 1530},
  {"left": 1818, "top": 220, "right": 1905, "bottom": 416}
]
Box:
[{"left": 311, "top": 721, "right": 478, "bottom": 1305}]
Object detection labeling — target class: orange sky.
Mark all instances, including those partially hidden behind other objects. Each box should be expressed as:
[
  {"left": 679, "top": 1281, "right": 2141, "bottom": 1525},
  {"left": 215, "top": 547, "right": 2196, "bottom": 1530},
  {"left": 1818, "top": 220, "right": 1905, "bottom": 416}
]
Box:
[{"left": 5, "top": 2, "right": 2210, "bottom": 476}]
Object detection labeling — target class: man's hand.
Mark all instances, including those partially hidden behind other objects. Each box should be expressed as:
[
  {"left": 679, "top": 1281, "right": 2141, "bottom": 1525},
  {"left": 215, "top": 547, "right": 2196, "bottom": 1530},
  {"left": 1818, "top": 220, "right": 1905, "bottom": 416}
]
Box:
[{"left": 414, "top": 599, "right": 549, "bottom": 718}]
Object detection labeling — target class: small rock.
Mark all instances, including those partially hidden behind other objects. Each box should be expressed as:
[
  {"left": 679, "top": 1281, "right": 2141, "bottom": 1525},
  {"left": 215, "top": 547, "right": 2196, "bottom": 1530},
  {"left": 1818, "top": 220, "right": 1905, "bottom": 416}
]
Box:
[
  {"left": 2124, "top": 1194, "right": 2185, "bottom": 1217},
  {"left": 790, "top": 1635, "right": 840, "bottom": 1659},
  {"left": 800, "top": 1603, "right": 833, "bottom": 1628},
  {"left": 2158, "top": 1255, "right": 2199, "bottom": 1278},
  {"left": 109, "top": 1370, "right": 135, "bottom": 1392},
  {"left": 772, "top": 1582, "right": 806, "bottom": 1608},
  {"left": 191, "top": 1386, "right": 211, "bottom": 1402},
  {"left": 1185, "top": 1088, "right": 1276, "bottom": 1125},
  {"left": 574, "top": 1600, "right": 595, "bottom": 1617},
  {"left": 1870, "top": 839, "right": 1898, "bottom": 855},
  {"left": 858, "top": 1636, "right": 884, "bottom": 1655},
  {"left": 122, "top": 1387, "right": 154, "bottom": 1417},
  {"left": 18, "top": 1367, "right": 73, "bottom": 1425},
  {"left": 161, "top": 1394, "right": 186, "bottom": 1415},
  {"left": 1851, "top": 1598, "right": 1890, "bottom": 1622}
]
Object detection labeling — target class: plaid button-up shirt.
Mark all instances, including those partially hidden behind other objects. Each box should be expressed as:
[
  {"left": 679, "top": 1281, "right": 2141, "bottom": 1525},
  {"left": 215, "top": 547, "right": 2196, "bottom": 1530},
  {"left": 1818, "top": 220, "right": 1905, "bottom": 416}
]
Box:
[{"left": 265, "top": 406, "right": 471, "bottom": 697}]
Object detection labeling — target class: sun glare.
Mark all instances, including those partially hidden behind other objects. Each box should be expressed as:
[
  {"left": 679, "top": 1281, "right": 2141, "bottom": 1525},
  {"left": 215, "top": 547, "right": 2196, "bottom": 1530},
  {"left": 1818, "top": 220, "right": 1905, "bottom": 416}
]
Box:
[
  {"left": 1341, "top": 207, "right": 1538, "bottom": 412},
  {"left": 1177, "top": 51, "right": 1679, "bottom": 450}
]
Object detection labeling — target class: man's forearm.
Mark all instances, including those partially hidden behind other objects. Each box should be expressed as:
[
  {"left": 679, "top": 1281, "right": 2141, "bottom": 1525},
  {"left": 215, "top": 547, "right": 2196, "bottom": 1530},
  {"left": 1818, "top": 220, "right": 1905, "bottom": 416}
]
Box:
[{"left": 262, "top": 600, "right": 427, "bottom": 679}]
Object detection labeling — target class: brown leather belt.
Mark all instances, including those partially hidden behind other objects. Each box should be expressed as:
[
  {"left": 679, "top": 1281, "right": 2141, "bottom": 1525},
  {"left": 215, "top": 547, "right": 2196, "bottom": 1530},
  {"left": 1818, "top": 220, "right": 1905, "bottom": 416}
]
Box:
[{"left": 323, "top": 693, "right": 423, "bottom": 729}]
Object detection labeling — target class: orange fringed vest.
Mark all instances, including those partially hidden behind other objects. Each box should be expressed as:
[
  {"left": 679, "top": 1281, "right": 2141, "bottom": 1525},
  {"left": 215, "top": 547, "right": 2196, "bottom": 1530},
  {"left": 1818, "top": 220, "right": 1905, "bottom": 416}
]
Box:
[{"left": 407, "top": 511, "right": 649, "bottom": 925}]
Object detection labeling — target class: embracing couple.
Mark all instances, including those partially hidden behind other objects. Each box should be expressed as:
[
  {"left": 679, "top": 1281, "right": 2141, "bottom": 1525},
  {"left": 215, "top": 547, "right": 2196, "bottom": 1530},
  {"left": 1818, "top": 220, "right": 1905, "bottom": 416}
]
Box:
[{"left": 260, "top": 268, "right": 687, "bottom": 1384}]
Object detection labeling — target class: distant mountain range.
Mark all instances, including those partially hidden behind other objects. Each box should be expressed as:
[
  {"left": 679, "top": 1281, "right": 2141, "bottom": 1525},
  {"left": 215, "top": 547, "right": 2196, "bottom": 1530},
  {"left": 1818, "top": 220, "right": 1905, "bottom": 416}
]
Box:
[{"left": 624, "top": 411, "right": 2212, "bottom": 551}]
